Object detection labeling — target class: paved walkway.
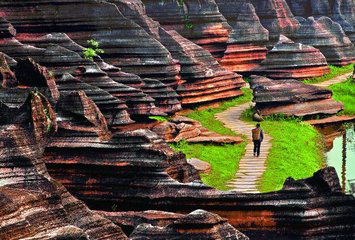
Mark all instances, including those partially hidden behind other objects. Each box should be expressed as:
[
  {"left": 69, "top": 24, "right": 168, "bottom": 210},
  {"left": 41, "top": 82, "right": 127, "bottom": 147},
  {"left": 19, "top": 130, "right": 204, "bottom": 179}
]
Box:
[
  {"left": 215, "top": 103, "right": 272, "bottom": 193},
  {"left": 311, "top": 72, "right": 352, "bottom": 88}
]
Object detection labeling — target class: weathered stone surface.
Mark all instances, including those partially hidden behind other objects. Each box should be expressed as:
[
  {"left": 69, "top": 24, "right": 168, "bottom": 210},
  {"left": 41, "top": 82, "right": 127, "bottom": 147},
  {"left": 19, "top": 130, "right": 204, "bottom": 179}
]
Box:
[
  {"left": 255, "top": 35, "right": 330, "bottom": 80},
  {"left": 142, "top": 0, "right": 232, "bottom": 59},
  {"left": 15, "top": 33, "right": 178, "bottom": 118},
  {"left": 115, "top": 0, "right": 245, "bottom": 105},
  {"left": 215, "top": 0, "right": 269, "bottom": 72},
  {"left": 286, "top": 0, "right": 355, "bottom": 43},
  {"left": 0, "top": 0, "right": 181, "bottom": 87},
  {"left": 187, "top": 158, "right": 211, "bottom": 174},
  {"left": 0, "top": 17, "right": 16, "bottom": 38},
  {"left": 97, "top": 210, "right": 184, "bottom": 234},
  {"left": 249, "top": 75, "right": 343, "bottom": 117},
  {"left": 15, "top": 58, "right": 60, "bottom": 102},
  {"left": 130, "top": 210, "right": 249, "bottom": 240},
  {"left": 151, "top": 116, "right": 243, "bottom": 144},
  {"left": 250, "top": 0, "right": 300, "bottom": 44},
  {"left": 0, "top": 90, "right": 128, "bottom": 240},
  {"left": 290, "top": 17, "right": 355, "bottom": 66},
  {"left": 0, "top": 31, "right": 134, "bottom": 126},
  {"left": 0, "top": 53, "right": 17, "bottom": 88},
  {"left": 159, "top": 29, "right": 245, "bottom": 105}
]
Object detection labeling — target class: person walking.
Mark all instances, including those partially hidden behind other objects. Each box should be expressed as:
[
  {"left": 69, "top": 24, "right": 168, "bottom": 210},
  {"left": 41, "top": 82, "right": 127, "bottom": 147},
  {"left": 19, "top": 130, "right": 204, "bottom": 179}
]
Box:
[{"left": 252, "top": 123, "right": 264, "bottom": 157}]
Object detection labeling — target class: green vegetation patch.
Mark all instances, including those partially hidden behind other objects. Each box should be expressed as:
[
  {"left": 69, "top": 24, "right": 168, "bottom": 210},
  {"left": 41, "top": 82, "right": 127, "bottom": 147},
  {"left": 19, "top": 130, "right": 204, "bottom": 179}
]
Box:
[
  {"left": 303, "top": 64, "right": 354, "bottom": 84},
  {"left": 242, "top": 112, "right": 324, "bottom": 192},
  {"left": 259, "top": 120, "right": 324, "bottom": 192},
  {"left": 170, "top": 141, "right": 247, "bottom": 190},
  {"left": 171, "top": 88, "right": 252, "bottom": 190},
  {"left": 330, "top": 77, "right": 355, "bottom": 116},
  {"left": 83, "top": 39, "right": 104, "bottom": 61},
  {"left": 186, "top": 88, "right": 252, "bottom": 136}
]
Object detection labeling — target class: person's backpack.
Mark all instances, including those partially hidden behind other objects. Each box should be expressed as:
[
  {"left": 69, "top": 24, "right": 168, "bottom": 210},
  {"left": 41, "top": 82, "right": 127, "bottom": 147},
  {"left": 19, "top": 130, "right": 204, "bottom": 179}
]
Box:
[{"left": 252, "top": 128, "right": 261, "bottom": 141}]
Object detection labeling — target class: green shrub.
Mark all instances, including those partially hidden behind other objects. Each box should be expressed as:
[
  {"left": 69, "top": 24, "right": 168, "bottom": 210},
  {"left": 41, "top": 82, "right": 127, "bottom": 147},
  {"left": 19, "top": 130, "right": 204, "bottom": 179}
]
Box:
[{"left": 83, "top": 39, "right": 104, "bottom": 61}]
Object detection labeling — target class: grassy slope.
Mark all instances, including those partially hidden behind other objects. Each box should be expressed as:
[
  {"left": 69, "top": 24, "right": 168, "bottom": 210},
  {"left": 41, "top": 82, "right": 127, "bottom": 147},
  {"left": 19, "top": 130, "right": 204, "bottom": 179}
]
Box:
[
  {"left": 242, "top": 112, "right": 325, "bottom": 192},
  {"left": 303, "top": 64, "right": 354, "bottom": 84},
  {"left": 330, "top": 78, "right": 355, "bottom": 116},
  {"left": 257, "top": 120, "right": 324, "bottom": 192},
  {"left": 171, "top": 88, "right": 252, "bottom": 190}
]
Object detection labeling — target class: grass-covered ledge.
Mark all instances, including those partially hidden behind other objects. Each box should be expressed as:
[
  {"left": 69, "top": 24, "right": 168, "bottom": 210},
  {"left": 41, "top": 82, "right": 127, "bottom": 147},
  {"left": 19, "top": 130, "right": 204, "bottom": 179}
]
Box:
[
  {"left": 303, "top": 64, "right": 354, "bottom": 84},
  {"left": 330, "top": 77, "right": 355, "bottom": 116},
  {"left": 170, "top": 88, "right": 252, "bottom": 190}
]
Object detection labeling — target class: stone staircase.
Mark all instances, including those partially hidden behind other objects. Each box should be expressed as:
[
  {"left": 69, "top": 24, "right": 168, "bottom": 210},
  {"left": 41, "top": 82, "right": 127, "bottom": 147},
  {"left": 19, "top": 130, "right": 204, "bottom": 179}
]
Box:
[{"left": 216, "top": 102, "right": 272, "bottom": 193}]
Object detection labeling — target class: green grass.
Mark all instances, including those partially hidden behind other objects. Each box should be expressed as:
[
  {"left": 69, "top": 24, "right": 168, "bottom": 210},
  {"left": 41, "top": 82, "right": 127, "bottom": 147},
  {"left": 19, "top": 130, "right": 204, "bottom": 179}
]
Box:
[
  {"left": 259, "top": 120, "right": 324, "bottom": 192},
  {"left": 170, "top": 141, "right": 247, "bottom": 190},
  {"left": 330, "top": 78, "right": 355, "bottom": 116},
  {"left": 242, "top": 112, "right": 324, "bottom": 192},
  {"left": 303, "top": 64, "right": 354, "bottom": 84},
  {"left": 171, "top": 88, "right": 252, "bottom": 190},
  {"left": 186, "top": 88, "right": 252, "bottom": 136}
]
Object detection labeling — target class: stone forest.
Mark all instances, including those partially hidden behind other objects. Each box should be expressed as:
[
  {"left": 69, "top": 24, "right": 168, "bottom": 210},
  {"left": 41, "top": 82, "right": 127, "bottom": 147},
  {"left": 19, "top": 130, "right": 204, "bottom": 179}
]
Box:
[{"left": 0, "top": 0, "right": 355, "bottom": 239}]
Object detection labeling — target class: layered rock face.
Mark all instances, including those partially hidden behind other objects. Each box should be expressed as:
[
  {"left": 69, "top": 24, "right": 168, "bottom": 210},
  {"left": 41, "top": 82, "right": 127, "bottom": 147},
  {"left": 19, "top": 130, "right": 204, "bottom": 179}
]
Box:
[
  {"left": 256, "top": 35, "right": 330, "bottom": 80},
  {"left": 159, "top": 29, "right": 245, "bottom": 104},
  {"left": 290, "top": 17, "right": 355, "bottom": 66},
  {"left": 249, "top": 0, "right": 300, "bottom": 44},
  {"left": 129, "top": 210, "right": 249, "bottom": 240},
  {"left": 99, "top": 210, "right": 249, "bottom": 239},
  {"left": 215, "top": 0, "right": 269, "bottom": 72},
  {"left": 249, "top": 75, "right": 343, "bottom": 117},
  {"left": 151, "top": 115, "right": 243, "bottom": 144},
  {"left": 0, "top": 0, "right": 181, "bottom": 87},
  {"left": 286, "top": 0, "right": 355, "bottom": 43},
  {"left": 0, "top": 88, "right": 128, "bottom": 239},
  {"left": 111, "top": 0, "right": 246, "bottom": 105},
  {"left": 142, "top": 0, "right": 232, "bottom": 59}
]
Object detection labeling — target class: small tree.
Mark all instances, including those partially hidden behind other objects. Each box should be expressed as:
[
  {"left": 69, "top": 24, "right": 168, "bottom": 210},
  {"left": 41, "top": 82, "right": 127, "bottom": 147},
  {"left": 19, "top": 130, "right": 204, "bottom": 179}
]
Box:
[{"left": 83, "top": 39, "right": 104, "bottom": 61}]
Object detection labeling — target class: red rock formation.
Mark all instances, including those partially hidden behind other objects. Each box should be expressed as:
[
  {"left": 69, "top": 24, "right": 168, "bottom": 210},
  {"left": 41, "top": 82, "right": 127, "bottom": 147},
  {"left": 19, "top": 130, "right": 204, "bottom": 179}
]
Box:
[
  {"left": 129, "top": 210, "right": 249, "bottom": 240},
  {"left": 142, "top": 0, "right": 232, "bottom": 59},
  {"left": 255, "top": 35, "right": 330, "bottom": 80},
  {"left": 0, "top": 53, "right": 17, "bottom": 88},
  {"left": 249, "top": 75, "right": 343, "bottom": 117},
  {"left": 0, "top": 1, "right": 181, "bottom": 87},
  {"left": 286, "top": 0, "right": 355, "bottom": 43},
  {"left": 151, "top": 116, "right": 243, "bottom": 144},
  {"left": 290, "top": 17, "right": 355, "bottom": 66},
  {"left": 158, "top": 29, "right": 245, "bottom": 105},
  {"left": 15, "top": 58, "right": 60, "bottom": 102},
  {"left": 215, "top": 0, "right": 269, "bottom": 72},
  {"left": 0, "top": 90, "right": 128, "bottom": 240},
  {"left": 250, "top": 0, "right": 300, "bottom": 44},
  {"left": 113, "top": 0, "right": 245, "bottom": 105}
]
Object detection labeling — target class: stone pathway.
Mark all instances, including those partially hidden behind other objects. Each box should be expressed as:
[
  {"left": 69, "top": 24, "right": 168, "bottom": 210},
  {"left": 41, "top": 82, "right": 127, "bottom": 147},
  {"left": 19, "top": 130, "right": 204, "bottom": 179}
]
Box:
[
  {"left": 311, "top": 72, "right": 352, "bottom": 88},
  {"left": 215, "top": 103, "right": 272, "bottom": 193}
]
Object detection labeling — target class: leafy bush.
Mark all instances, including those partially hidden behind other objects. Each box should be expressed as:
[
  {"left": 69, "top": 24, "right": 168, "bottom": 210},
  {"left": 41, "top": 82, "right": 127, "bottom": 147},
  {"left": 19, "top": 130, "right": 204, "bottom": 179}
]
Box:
[{"left": 83, "top": 39, "right": 104, "bottom": 61}]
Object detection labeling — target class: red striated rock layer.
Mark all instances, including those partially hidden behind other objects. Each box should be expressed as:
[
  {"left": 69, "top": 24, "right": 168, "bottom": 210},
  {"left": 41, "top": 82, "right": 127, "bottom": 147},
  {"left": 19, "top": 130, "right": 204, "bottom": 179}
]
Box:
[
  {"left": 151, "top": 116, "right": 243, "bottom": 144},
  {"left": 113, "top": 0, "right": 245, "bottom": 105},
  {"left": 0, "top": 32, "right": 135, "bottom": 126},
  {"left": 249, "top": 75, "right": 343, "bottom": 117},
  {"left": 286, "top": 0, "right": 355, "bottom": 43},
  {"left": 0, "top": 90, "right": 128, "bottom": 240},
  {"left": 290, "top": 17, "right": 355, "bottom": 66},
  {"left": 0, "top": 53, "right": 17, "bottom": 88},
  {"left": 129, "top": 210, "right": 249, "bottom": 240},
  {"left": 215, "top": 0, "right": 269, "bottom": 72},
  {"left": 0, "top": 1, "right": 181, "bottom": 87},
  {"left": 158, "top": 29, "right": 245, "bottom": 105},
  {"left": 142, "top": 0, "right": 232, "bottom": 59},
  {"left": 250, "top": 0, "right": 300, "bottom": 44},
  {"left": 255, "top": 35, "right": 330, "bottom": 80}
]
